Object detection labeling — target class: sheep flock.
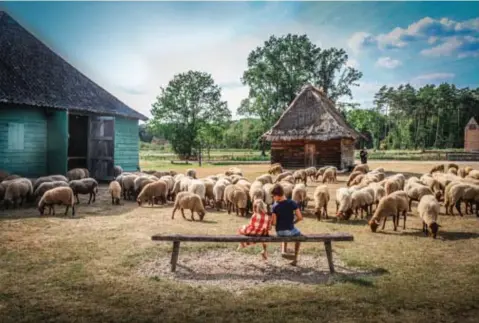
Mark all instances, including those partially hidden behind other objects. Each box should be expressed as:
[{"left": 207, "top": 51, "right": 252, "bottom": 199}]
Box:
[{"left": 1, "top": 161, "right": 478, "bottom": 239}]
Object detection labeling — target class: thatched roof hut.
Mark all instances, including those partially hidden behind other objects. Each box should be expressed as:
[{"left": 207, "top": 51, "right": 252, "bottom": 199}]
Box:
[{"left": 262, "top": 84, "right": 360, "bottom": 169}]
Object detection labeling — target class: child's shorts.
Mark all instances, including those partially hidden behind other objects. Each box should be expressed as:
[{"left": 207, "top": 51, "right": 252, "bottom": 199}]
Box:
[{"left": 276, "top": 227, "right": 301, "bottom": 237}]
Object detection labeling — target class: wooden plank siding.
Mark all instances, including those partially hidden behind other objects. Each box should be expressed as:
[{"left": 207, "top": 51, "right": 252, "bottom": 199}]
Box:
[
  {"left": 114, "top": 116, "right": 139, "bottom": 172},
  {"left": 0, "top": 105, "right": 47, "bottom": 176},
  {"left": 47, "top": 110, "right": 68, "bottom": 175}
]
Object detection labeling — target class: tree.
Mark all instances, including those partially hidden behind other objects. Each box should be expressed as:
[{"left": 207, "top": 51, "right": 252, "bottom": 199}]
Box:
[
  {"left": 150, "top": 71, "right": 231, "bottom": 159},
  {"left": 238, "top": 34, "right": 362, "bottom": 130},
  {"left": 139, "top": 123, "right": 153, "bottom": 143}
]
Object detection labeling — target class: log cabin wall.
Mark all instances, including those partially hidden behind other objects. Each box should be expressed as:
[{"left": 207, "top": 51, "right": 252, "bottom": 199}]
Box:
[
  {"left": 312, "top": 139, "right": 342, "bottom": 169},
  {"left": 271, "top": 140, "right": 305, "bottom": 169},
  {"left": 340, "top": 138, "right": 355, "bottom": 169}
]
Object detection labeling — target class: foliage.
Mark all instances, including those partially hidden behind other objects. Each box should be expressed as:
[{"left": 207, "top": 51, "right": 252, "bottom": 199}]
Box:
[
  {"left": 373, "top": 83, "right": 479, "bottom": 149},
  {"left": 238, "top": 34, "right": 362, "bottom": 129},
  {"left": 138, "top": 124, "right": 153, "bottom": 143},
  {"left": 150, "top": 71, "right": 231, "bottom": 159},
  {"left": 222, "top": 118, "right": 265, "bottom": 149},
  {"left": 346, "top": 108, "right": 386, "bottom": 149}
]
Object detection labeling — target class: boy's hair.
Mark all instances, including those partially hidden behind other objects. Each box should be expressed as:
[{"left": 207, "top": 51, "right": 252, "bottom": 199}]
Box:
[{"left": 271, "top": 184, "right": 284, "bottom": 197}]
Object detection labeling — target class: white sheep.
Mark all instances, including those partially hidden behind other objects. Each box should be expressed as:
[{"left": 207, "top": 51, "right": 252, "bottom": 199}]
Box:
[
  {"left": 336, "top": 187, "right": 353, "bottom": 220},
  {"left": 313, "top": 185, "right": 329, "bottom": 221},
  {"left": 171, "top": 191, "right": 206, "bottom": 221},
  {"left": 109, "top": 180, "right": 122, "bottom": 205},
  {"left": 368, "top": 191, "right": 408, "bottom": 232},
  {"left": 292, "top": 183, "right": 308, "bottom": 211},
  {"left": 418, "top": 195, "right": 441, "bottom": 239}
]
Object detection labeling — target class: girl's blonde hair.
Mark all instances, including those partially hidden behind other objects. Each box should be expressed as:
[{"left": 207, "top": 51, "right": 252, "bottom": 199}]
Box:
[{"left": 253, "top": 199, "right": 267, "bottom": 214}]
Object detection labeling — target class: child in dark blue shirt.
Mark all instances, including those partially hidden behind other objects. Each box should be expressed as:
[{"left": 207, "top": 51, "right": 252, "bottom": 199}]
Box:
[{"left": 270, "top": 184, "right": 303, "bottom": 266}]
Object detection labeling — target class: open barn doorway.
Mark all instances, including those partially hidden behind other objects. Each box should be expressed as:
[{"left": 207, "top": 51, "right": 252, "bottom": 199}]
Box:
[{"left": 68, "top": 114, "right": 89, "bottom": 171}]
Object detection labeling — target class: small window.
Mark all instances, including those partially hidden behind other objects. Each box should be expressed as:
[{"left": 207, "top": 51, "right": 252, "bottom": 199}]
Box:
[
  {"left": 469, "top": 124, "right": 477, "bottom": 130},
  {"left": 8, "top": 122, "right": 25, "bottom": 150}
]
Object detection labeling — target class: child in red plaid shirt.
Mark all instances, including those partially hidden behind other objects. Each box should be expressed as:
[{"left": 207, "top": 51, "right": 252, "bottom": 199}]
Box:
[{"left": 237, "top": 199, "right": 271, "bottom": 260}]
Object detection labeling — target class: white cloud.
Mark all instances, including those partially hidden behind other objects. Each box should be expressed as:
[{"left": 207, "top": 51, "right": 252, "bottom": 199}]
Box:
[
  {"left": 346, "top": 58, "right": 360, "bottom": 69},
  {"left": 421, "top": 36, "right": 479, "bottom": 58},
  {"left": 410, "top": 73, "right": 455, "bottom": 86},
  {"left": 375, "top": 57, "right": 402, "bottom": 69},
  {"left": 348, "top": 32, "right": 376, "bottom": 53}
]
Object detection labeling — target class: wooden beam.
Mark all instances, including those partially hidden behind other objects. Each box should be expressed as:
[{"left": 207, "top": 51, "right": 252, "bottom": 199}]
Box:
[
  {"left": 324, "top": 240, "right": 335, "bottom": 273},
  {"left": 151, "top": 233, "right": 354, "bottom": 243}
]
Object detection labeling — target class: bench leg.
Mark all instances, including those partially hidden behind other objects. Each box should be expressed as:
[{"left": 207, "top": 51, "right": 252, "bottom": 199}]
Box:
[
  {"left": 170, "top": 241, "right": 181, "bottom": 272},
  {"left": 324, "top": 241, "right": 335, "bottom": 274}
]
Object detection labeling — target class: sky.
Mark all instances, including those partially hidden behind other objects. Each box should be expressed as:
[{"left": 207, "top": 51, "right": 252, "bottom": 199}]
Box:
[{"left": 1, "top": 1, "right": 478, "bottom": 120}]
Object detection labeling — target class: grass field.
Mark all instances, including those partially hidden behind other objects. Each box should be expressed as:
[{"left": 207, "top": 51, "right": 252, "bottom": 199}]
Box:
[{"left": 1, "top": 161, "right": 479, "bottom": 322}]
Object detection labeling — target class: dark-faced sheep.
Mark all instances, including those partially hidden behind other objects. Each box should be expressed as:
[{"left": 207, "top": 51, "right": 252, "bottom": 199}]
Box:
[
  {"left": 113, "top": 165, "right": 123, "bottom": 177},
  {"left": 33, "top": 175, "right": 68, "bottom": 191},
  {"left": 38, "top": 186, "right": 75, "bottom": 216},
  {"left": 69, "top": 178, "right": 98, "bottom": 204},
  {"left": 34, "top": 181, "right": 70, "bottom": 202},
  {"left": 2, "top": 178, "right": 33, "bottom": 208}
]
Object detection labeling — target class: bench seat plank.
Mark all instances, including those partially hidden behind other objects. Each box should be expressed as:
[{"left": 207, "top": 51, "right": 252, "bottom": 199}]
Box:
[{"left": 151, "top": 233, "right": 353, "bottom": 243}]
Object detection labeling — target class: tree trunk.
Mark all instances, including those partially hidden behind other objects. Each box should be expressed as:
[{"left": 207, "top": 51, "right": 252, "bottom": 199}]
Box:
[{"left": 434, "top": 108, "right": 441, "bottom": 148}]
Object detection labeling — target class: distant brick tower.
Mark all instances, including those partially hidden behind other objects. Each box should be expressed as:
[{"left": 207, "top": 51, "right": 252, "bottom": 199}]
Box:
[{"left": 464, "top": 117, "right": 479, "bottom": 152}]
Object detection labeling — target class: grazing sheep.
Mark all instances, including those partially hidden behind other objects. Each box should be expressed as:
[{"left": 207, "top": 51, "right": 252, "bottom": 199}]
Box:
[
  {"left": 38, "top": 186, "right": 75, "bottom": 216},
  {"left": 3, "top": 178, "right": 33, "bottom": 208},
  {"left": 34, "top": 181, "right": 70, "bottom": 201},
  {"left": 368, "top": 191, "right": 408, "bottom": 232},
  {"left": 137, "top": 180, "right": 168, "bottom": 206},
  {"left": 152, "top": 171, "right": 170, "bottom": 178},
  {"left": 113, "top": 165, "right": 123, "bottom": 177},
  {"left": 352, "top": 164, "right": 369, "bottom": 174},
  {"left": 404, "top": 177, "right": 424, "bottom": 192},
  {"left": 351, "top": 187, "right": 374, "bottom": 219},
  {"left": 444, "top": 183, "right": 471, "bottom": 216},
  {"left": 274, "top": 171, "right": 293, "bottom": 183},
  {"left": 109, "top": 181, "right": 122, "bottom": 205},
  {"left": 188, "top": 180, "right": 206, "bottom": 206},
  {"left": 372, "top": 167, "right": 385, "bottom": 173},
  {"left": 420, "top": 174, "right": 444, "bottom": 201},
  {"left": 364, "top": 171, "right": 385, "bottom": 183},
  {"left": 255, "top": 174, "right": 273, "bottom": 185},
  {"left": 171, "top": 191, "right": 206, "bottom": 221},
  {"left": 263, "top": 183, "right": 275, "bottom": 207},
  {"left": 447, "top": 163, "right": 459, "bottom": 171},
  {"left": 280, "top": 175, "right": 295, "bottom": 184},
  {"left": 224, "top": 185, "right": 248, "bottom": 216},
  {"left": 201, "top": 178, "right": 215, "bottom": 207},
  {"left": 313, "top": 185, "right": 329, "bottom": 221},
  {"left": 66, "top": 168, "right": 89, "bottom": 181},
  {"left": 186, "top": 168, "right": 197, "bottom": 179},
  {"left": 225, "top": 167, "right": 243, "bottom": 176},
  {"left": 278, "top": 181, "right": 294, "bottom": 199},
  {"left": 232, "top": 176, "right": 249, "bottom": 185},
  {"left": 249, "top": 181, "right": 266, "bottom": 202},
  {"left": 293, "top": 169, "right": 308, "bottom": 185},
  {"left": 33, "top": 175, "right": 68, "bottom": 191},
  {"left": 385, "top": 179, "right": 401, "bottom": 196},
  {"left": 160, "top": 175, "right": 175, "bottom": 200},
  {"left": 448, "top": 168, "right": 458, "bottom": 176},
  {"left": 121, "top": 174, "right": 139, "bottom": 200},
  {"left": 418, "top": 195, "right": 441, "bottom": 239},
  {"left": 304, "top": 167, "right": 317, "bottom": 181},
  {"left": 458, "top": 168, "right": 467, "bottom": 178},
  {"left": 406, "top": 182, "right": 434, "bottom": 211},
  {"left": 134, "top": 177, "right": 155, "bottom": 198},
  {"left": 69, "top": 178, "right": 98, "bottom": 204},
  {"left": 315, "top": 166, "right": 337, "bottom": 181},
  {"left": 268, "top": 163, "right": 283, "bottom": 175},
  {"left": 213, "top": 181, "right": 227, "bottom": 210},
  {"left": 429, "top": 164, "right": 445, "bottom": 174},
  {"left": 336, "top": 188, "right": 353, "bottom": 220},
  {"left": 465, "top": 166, "right": 473, "bottom": 176},
  {"left": 468, "top": 170, "right": 479, "bottom": 180},
  {"left": 347, "top": 171, "right": 363, "bottom": 186},
  {"left": 369, "top": 183, "right": 386, "bottom": 210},
  {"left": 322, "top": 168, "right": 336, "bottom": 184},
  {"left": 292, "top": 183, "right": 308, "bottom": 211},
  {"left": 349, "top": 174, "right": 365, "bottom": 187}
]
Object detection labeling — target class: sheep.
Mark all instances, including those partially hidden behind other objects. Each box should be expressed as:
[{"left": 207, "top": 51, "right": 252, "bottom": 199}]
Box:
[
  {"left": 279, "top": 181, "right": 294, "bottom": 199},
  {"left": 336, "top": 188, "right": 353, "bottom": 220},
  {"left": 458, "top": 168, "right": 467, "bottom": 178},
  {"left": 113, "top": 165, "right": 123, "bottom": 177},
  {"left": 406, "top": 182, "right": 434, "bottom": 211},
  {"left": 364, "top": 171, "right": 385, "bottom": 182},
  {"left": 389, "top": 174, "right": 406, "bottom": 189},
  {"left": 347, "top": 171, "right": 363, "bottom": 186},
  {"left": 171, "top": 191, "right": 206, "bottom": 221},
  {"left": 463, "top": 184, "right": 479, "bottom": 216},
  {"left": 109, "top": 181, "right": 122, "bottom": 205},
  {"left": 186, "top": 168, "right": 197, "bottom": 179},
  {"left": 249, "top": 181, "right": 266, "bottom": 202},
  {"left": 349, "top": 174, "right": 365, "bottom": 187},
  {"left": 224, "top": 185, "right": 248, "bottom": 216},
  {"left": 213, "top": 181, "right": 227, "bottom": 210},
  {"left": 268, "top": 163, "right": 283, "bottom": 175},
  {"left": 293, "top": 169, "right": 308, "bottom": 185},
  {"left": 134, "top": 176, "right": 155, "bottom": 197},
  {"left": 274, "top": 171, "right": 293, "bottom": 183},
  {"left": 121, "top": 174, "right": 139, "bottom": 200},
  {"left": 137, "top": 180, "right": 168, "bottom": 206},
  {"left": 33, "top": 175, "right": 68, "bottom": 191},
  {"left": 464, "top": 166, "right": 474, "bottom": 176},
  {"left": 404, "top": 176, "right": 424, "bottom": 193},
  {"left": 160, "top": 175, "right": 175, "bottom": 200},
  {"left": 368, "top": 191, "right": 409, "bottom": 232},
  {"left": 263, "top": 183, "right": 275, "bottom": 206},
  {"left": 152, "top": 171, "right": 171, "bottom": 178},
  {"left": 3, "top": 178, "right": 33, "bottom": 208},
  {"left": 304, "top": 167, "right": 317, "bottom": 181},
  {"left": 174, "top": 173, "right": 186, "bottom": 182},
  {"left": 232, "top": 176, "right": 249, "bottom": 185},
  {"left": 420, "top": 174, "right": 444, "bottom": 201},
  {"left": 372, "top": 167, "right": 385, "bottom": 173},
  {"left": 352, "top": 164, "right": 369, "bottom": 174},
  {"left": 66, "top": 168, "right": 89, "bottom": 181},
  {"left": 188, "top": 180, "right": 206, "bottom": 206},
  {"left": 418, "top": 195, "right": 441, "bottom": 239},
  {"left": 369, "top": 182, "right": 386, "bottom": 210},
  {"left": 236, "top": 180, "right": 252, "bottom": 212},
  {"left": 447, "top": 163, "right": 459, "bottom": 171},
  {"left": 429, "top": 164, "right": 445, "bottom": 174},
  {"left": 281, "top": 175, "right": 295, "bottom": 184},
  {"left": 313, "top": 185, "right": 329, "bottom": 221},
  {"left": 225, "top": 167, "right": 243, "bottom": 176},
  {"left": 255, "top": 174, "right": 273, "bottom": 185},
  {"left": 69, "top": 178, "right": 98, "bottom": 204},
  {"left": 385, "top": 179, "right": 401, "bottom": 196},
  {"left": 351, "top": 187, "right": 374, "bottom": 219},
  {"left": 446, "top": 183, "right": 479, "bottom": 216},
  {"left": 3, "top": 174, "right": 21, "bottom": 181},
  {"left": 315, "top": 166, "right": 337, "bottom": 181},
  {"left": 448, "top": 168, "right": 458, "bottom": 176},
  {"left": 292, "top": 183, "right": 308, "bottom": 211},
  {"left": 201, "top": 178, "right": 215, "bottom": 207},
  {"left": 38, "top": 186, "right": 75, "bottom": 216},
  {"left": 468, "top": 170, "right": 479, "bottom": 180},
  {"left": 322, "top": 168, "right": 336, "bottom": 184},
  {"left": 34, "top": 181, "right": 70, "bottom": 201}
]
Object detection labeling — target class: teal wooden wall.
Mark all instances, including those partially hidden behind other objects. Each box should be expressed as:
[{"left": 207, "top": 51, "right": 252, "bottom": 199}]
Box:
[
  {"left": 114, "top": 116, "right": 139, "bottom": 171},
  {"left": 47, "top": 110, "right": 68, "bottom": 175},
  {"left": 0, "top": 105, "right": 48, "bottom": 177}
]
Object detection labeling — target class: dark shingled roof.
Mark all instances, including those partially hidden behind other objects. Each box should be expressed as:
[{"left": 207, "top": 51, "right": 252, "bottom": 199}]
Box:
[
  {"left": 0, "top": 11, "right": 147, "bottom": 120},
  {"left": 262, "top": 84, "right": 361, "bottom": 141}
]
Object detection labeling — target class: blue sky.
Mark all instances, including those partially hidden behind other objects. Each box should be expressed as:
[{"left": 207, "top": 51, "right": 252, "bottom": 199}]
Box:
[{"left": 1, "top": 1, "right": 478, "bottom": 119}]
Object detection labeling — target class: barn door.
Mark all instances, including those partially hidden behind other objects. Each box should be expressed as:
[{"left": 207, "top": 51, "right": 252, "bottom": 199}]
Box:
[
  {"left": 88, "top": 116, "right": 115, "bottom": 181},
  {"left": 305, "top": 143, "right": 316, "bottom": 167}
]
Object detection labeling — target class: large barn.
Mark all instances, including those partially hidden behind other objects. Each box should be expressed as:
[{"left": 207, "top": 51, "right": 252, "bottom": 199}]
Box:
[
  {"left": 0, "top": 11, "right": 147, "bottom": 180},
  {"left": 262, "top": 84, "right": 360, "bottom": 170}
]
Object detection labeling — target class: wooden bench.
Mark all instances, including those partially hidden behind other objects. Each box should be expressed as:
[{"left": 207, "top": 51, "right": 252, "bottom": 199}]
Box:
[{"left": 151, "top": 233, "right": 354, "bottom": 273}]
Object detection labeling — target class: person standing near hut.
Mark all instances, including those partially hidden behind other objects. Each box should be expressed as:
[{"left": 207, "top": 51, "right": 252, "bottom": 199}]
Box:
[{"left": 360, "top": 148, "right": 368, "bottom": 164}]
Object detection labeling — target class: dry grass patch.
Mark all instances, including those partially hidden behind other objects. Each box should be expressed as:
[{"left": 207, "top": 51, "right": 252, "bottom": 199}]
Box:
[{"left": 1, "top": 161, "right": 479, "bottom": 322}]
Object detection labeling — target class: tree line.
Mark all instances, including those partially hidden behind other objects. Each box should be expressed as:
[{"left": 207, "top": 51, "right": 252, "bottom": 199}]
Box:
[{"left": 145, "top": 33, "right": 478, "bottom": 158}]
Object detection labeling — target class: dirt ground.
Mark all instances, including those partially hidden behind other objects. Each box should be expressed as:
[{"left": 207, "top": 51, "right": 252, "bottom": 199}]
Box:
[{"left": 1, "top": 160, "right": 479, "bottom": 322}]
